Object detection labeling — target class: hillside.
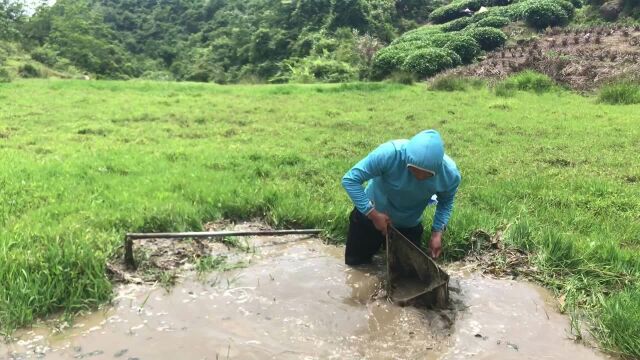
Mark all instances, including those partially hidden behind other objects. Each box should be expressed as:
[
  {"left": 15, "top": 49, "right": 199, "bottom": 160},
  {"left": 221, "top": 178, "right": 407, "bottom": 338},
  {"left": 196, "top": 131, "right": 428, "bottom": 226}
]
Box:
[
  {"left": 0, "top": 40, "right": 83, "bottom": 80},
  {"left": 371, "top": 0, "right": 640, "bottom": 80},
  {"left": 3, "top": 0, "right": 447, "bottom": 82},
  {"left": 2, "top": 0, "right": 640, "bottom": 83},
  {"left": 450, "top": 24, "right": 640, "bottom": 90}
]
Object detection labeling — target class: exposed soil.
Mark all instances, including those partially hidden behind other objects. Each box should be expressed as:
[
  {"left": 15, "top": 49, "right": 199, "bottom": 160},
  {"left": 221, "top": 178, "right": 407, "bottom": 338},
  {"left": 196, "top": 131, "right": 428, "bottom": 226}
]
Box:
[
  {"left": 454, "top": 228, "right": 536, "bottom": 280},
  {"left": 1, "top": 223, "right": 610, "bottom": 360},
  {"left": 447, "top": 25, "right": 640, "bottom": 91},
  {"left": 106, "top": 220, "right": 271, "bottom": 285}
]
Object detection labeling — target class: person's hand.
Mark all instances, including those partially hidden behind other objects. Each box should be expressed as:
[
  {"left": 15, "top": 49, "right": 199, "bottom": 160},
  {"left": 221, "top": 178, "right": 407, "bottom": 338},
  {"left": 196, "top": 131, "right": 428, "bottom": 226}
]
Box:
[
  {"left": 429, "top": 231, "right": 443, "bottom": 259},
  {"left": 367, "top": 209, "right": 391, "bottom": 235}
]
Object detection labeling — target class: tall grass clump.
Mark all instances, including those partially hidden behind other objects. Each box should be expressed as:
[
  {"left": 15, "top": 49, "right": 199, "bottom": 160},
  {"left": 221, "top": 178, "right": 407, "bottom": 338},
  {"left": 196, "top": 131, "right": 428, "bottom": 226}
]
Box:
[
  {"left": 0, "top": 232, "right": 113, "bottom": 334},
  {"left": 386, "top": 71, "right": 417, "bottom": 85},
  {"left": 598, "top": 80, "right": 640, "bottom": 105},
  {"left": 597, "top": 287, "right": 640, "bottom": 357},
  {"left": 494, "top": 71, "right": 557, "bottom": 96},
  {"left": 429, "top": 75, "right": 485, "bottom": 91},
  {"left": 0, "top": 68, "right": 11, "bottom": 83}
]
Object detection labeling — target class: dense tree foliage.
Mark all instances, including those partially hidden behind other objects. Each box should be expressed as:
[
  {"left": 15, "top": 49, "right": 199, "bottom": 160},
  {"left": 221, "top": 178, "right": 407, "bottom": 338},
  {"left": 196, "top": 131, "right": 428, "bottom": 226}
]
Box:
[
  {"left": 3, "top": 0, "right": 638, "bottom": 82},
  {"left": 22, "top": 0, "right": 134, "bottom": 77},
  {"left": 10, "top": 0, "right": 443, "bottom": 81},
  {"left": 0, "top": 0, "right": 25, "bottom": 41}
]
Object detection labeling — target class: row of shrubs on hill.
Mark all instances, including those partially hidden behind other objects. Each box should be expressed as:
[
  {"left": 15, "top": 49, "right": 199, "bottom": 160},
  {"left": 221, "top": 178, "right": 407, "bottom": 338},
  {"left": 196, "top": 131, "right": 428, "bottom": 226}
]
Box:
[
  {"left": 372, "top": 25, "right": 507, "bottom": 78},
  {"left": 430, "top": 0, "right": 579, "bottom": 29},
  {"left": 372, "top": 0, "right": 579, "bottom": 79}
]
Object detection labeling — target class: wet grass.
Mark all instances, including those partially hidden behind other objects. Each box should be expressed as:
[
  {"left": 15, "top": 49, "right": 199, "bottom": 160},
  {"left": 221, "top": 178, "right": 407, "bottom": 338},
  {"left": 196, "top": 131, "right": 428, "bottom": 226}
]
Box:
[
  {"left": 0, "top": 79, "right": 639, "bottom": 357},
  {"left": 156, "top": 270, "right": 178, "bottom": 291},
  {"left": 196, "top": 255, "right": 246, "bottom": 276},
  {"left": 218, "top": 237, "right": 252, "bottom": 253}
]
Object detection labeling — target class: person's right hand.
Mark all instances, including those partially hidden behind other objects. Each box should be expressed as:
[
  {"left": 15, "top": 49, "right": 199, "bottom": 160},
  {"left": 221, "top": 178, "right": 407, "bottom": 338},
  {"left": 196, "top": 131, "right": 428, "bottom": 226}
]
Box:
[{"left": 367, "top": 209, "right": 391, "bottom": 235}]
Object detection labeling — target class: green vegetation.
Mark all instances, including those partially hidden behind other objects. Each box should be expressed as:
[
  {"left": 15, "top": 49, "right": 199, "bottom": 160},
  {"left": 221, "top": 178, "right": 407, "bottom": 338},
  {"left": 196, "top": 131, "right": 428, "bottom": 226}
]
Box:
[
  {"left": 196, "top": 255, "right": 246, "bottom": 275},
  {"left": 519, "top": 0, "right": 572, "bottom": 28},
  {"left": 372, "top": 0, "right": 581, "bottom": 79},
  {"left": 0, "top": 0, "right": 23, "bottom": 42},
  {"left": 440, "top": 16, "right": 476, "bottom": 31},
  {"left": 427, "top": 0, "right": 513, "bottom": 24},
  {"left": 473, "top": 15, "right": 511, "bottom": 28},
  {"left": 0, "top": 80, "right": 639, "bottom": 358},
  {"left": 2, "top": 0, "right": 444, "bottom": 82},
  {"left": 429, "top": 74, "right": 485, "bottom": 91},
  {"left": 402, "top": 48, "right": 461, "bottom": 77},
  {"left": 387, "top": 70, "right": 418, "bottom": 84},
  {"left": 598, "top": 80, "right": 640, "bottom": 105},
  {"left": 0, "top": 67, "right": 9, "bottom": 82},
  {"left": 219, "top": 236, "right": 252, "bottom": 253},
  {"left": 494, "top": 71, "right": 558, "bottom": 96},
  {"left": 3, "top": 0, "right": 640, "bottom": 83},
  {"left": 428, "top": 0, "right": 483, "bottom": 24},
  {"left": 373, "top": 28, "right": 487, "bottom": 78},
  {"left": 463, "top": 26, "right": 507, "bottom": 50},
  {"left": 598, "top": 286, "right": 640, "bottom": 356},
  {"left": 581, "top": 0, "right": 640, "bottom": 22},
  {"left": 156, "top": 270, "right": 178, "bottom": 290},
  {"left": 428, "top": 0, "right": 577, "bottom": 29}
]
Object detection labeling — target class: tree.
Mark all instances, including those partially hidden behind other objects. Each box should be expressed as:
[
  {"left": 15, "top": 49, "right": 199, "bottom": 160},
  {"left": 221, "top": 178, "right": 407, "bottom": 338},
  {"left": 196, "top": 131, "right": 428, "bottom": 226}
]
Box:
[
  {"left": 14, "top": 0, "right": 444, "bottom": 81},
  {"left": 0, "top": 0, "right": 25, "bottom": 41},
  {"left": 25, "top": 0, "right": 135, "bottom": 77}
]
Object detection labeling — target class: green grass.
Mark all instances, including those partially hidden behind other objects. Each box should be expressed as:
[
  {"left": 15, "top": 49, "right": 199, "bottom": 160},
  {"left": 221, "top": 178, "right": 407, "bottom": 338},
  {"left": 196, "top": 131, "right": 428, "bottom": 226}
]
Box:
[
  {"left": 429, "top": 75, "right": 486, "bottom": 92},
  {"left": 598, "top": 286, "right": 640, "bottom": 357},
  {"left": 495, "top": 70, "right": 558, "bottom": 97},
  {"left": 196, "top": 255, "right": 246, "bottom": 275},
  {"left": 0, "top": 80, "right": 639, "bottom": 357},
  {"left": 598, "top": 80, "right": 640, "bottom": 105}
]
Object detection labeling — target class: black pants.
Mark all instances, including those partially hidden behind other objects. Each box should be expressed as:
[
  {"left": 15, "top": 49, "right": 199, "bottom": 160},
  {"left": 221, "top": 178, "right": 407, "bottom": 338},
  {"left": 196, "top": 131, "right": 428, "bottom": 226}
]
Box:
[{"left": 345, "top": 208, "right": 424, "bottom": 266}]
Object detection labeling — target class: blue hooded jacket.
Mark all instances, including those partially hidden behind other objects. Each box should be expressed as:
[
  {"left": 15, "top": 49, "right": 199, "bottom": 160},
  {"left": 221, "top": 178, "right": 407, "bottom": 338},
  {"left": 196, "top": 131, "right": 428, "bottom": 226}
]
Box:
[{"left": 342, "top": 130, "right": 461, "bottom": 231}]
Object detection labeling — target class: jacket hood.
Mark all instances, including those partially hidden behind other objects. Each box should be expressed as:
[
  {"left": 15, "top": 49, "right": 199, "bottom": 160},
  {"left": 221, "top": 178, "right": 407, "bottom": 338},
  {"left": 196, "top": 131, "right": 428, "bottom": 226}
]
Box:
[{"left": 404, "top": 130, "right": 445, "bottom": 174}]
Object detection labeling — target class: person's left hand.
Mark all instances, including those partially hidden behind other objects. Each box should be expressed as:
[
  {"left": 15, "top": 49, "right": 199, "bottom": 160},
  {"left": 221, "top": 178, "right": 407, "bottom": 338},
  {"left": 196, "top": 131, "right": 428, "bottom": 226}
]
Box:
[{"left": 429, "top": 231, "right": 443, "bottom": 259}]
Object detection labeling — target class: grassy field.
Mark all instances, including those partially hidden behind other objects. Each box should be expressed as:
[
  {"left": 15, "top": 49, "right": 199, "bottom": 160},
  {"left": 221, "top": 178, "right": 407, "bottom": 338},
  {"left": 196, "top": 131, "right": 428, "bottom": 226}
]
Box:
[{"left": 1, "top": 80, "right": 639, "bottom": 357}]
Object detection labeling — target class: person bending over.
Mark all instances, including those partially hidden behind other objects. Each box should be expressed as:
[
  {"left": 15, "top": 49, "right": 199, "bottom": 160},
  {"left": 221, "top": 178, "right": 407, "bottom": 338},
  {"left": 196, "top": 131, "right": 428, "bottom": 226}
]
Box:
[{"left": 341, "top": 130, "right": 461, "bottom": 265}]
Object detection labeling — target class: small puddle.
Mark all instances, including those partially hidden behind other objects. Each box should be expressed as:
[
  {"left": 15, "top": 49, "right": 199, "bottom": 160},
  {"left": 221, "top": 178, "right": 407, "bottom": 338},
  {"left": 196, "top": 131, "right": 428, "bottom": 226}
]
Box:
[
  {"left": 1, "top": 231, "right": 610, "bottom": 360},
  {"left": 442, "top": 274, "right": 609, "bottom": 360}
]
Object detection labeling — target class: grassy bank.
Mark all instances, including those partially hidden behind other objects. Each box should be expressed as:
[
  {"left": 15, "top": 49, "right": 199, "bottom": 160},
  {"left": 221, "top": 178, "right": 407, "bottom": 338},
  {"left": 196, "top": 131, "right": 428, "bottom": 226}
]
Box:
[{"left": 0, "top": 80, "right": 639, "bottom": 356}]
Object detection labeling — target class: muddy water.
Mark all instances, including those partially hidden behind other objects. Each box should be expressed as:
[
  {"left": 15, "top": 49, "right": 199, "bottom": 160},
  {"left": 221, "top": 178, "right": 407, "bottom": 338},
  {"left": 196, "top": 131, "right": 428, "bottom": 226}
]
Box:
[
  {"left": 442, "top": 275, "right": 609, "bottom": 360},
  {"left": 2, "top": 235, "right": 609, "bottom": 360}
]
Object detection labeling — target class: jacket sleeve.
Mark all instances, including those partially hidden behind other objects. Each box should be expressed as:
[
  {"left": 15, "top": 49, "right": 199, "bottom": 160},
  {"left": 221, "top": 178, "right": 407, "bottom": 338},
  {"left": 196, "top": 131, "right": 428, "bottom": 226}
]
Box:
[
  {"left": 432, "top": 173, "right": 461, "bottom": 232},
  {"left": 341, "top": 145, "right": 391, "bottom": 216}
]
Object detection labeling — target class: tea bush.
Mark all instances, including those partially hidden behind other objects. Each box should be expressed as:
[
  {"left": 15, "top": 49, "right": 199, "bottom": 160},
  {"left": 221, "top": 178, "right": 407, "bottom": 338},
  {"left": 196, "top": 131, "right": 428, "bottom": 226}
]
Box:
[
  {"left": 401, "top": 48, "right": 461, "bottom": 77},
  {"left": 464, "top": 26, "right": 507, "bottom": 51}
]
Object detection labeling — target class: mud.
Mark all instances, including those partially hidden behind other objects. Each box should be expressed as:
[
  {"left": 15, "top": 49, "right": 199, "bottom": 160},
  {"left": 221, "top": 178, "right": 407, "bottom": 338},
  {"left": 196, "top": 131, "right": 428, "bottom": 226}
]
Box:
[{"left": 1, "top": 224, "right": 610, "bottom": 360}]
